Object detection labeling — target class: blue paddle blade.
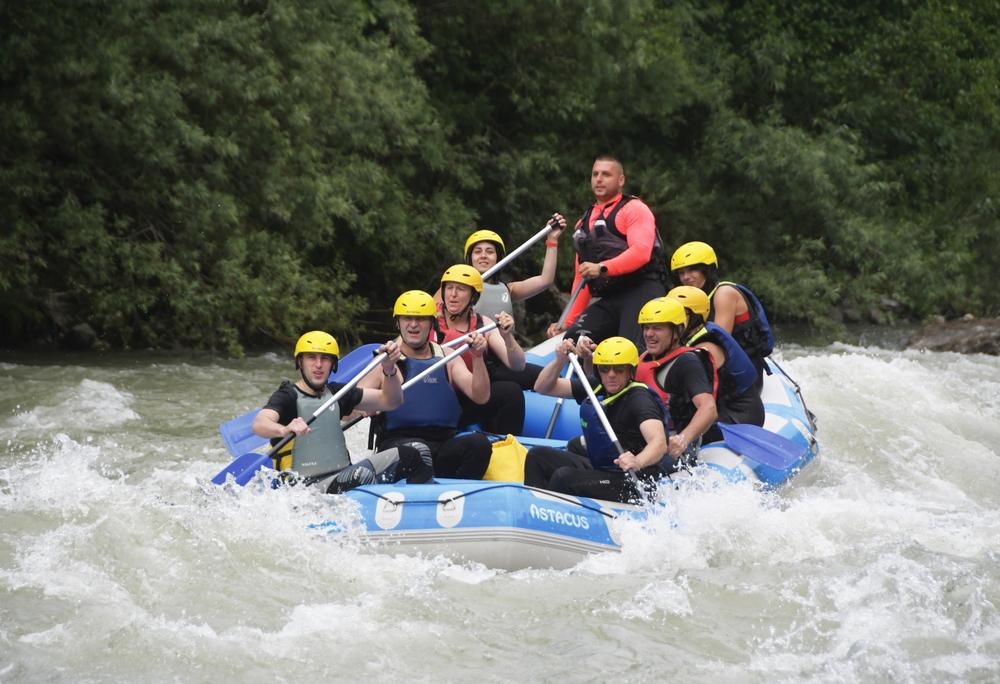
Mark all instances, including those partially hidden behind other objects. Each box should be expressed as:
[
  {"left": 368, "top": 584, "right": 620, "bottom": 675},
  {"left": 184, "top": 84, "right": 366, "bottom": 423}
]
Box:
[
  {"left": 219, "top": 410, "right": 266, "bottom": 457},
  {"left": 329, "top": 343, "right": 383, "bottom": 383},
  {"left": 211, "top": 452, "right": 272, "bottom": 486},
  {"left": 717, "top": 423, "right": 808, "bottom": 471}
]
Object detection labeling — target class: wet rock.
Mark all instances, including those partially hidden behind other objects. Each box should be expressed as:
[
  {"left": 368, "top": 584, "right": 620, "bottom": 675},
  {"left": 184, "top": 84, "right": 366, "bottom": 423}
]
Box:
[
  {"left": 62, "top": 322, "right": 98, "bottom": 351},
  {"left": 905, "top": 315, "right": 1000, "bottom": 355},
  {"left": 867, "top": 307, "right": 887, "bottom": 325}
]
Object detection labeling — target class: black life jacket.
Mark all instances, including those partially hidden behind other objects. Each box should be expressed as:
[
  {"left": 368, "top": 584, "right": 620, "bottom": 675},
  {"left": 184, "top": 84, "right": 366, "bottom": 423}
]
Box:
[
  {"left": 573, "top": 195, "right": 668, "bottom": 296},
  {"left": 709, "top": 281, "right": 774, "bottom": 362},
  {"left": 650, "top": 346, "right": 718, "bottom": 433},
  {"left": 687, "top": 322, "right": 757, "bottom": 397}
]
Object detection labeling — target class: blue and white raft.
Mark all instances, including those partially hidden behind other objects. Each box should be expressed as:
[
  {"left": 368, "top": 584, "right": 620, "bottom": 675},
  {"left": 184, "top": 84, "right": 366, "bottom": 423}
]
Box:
[
  {"left": 214, "top": 336, "right": 819, "bottom": 570},
  {"left": 317, "top": 479, "right": 642, "bottom": 571}
]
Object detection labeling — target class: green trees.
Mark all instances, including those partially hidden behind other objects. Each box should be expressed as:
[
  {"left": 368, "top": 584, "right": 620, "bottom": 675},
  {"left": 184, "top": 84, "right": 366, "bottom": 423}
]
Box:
[
  {"left": 1, "top": 0, "right": 469, "bottom": 352},
  {"left": 699, "top": 1, "right": 1000, "bottom": 324},
  {"left": 2, "top": 1, "right": 997, "bottom": 352},
  {"left": 414, "top": 0, "right": 1000, "bottom": 333}
]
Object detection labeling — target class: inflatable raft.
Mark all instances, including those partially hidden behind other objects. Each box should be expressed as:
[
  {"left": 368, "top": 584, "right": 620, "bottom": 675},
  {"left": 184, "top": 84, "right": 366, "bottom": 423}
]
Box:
[
  {"left": 214, "top": 337, "right": 819, "bottom": 570},
  {"left": 316, "top": 478, "right": 641, "bottom": 570}
]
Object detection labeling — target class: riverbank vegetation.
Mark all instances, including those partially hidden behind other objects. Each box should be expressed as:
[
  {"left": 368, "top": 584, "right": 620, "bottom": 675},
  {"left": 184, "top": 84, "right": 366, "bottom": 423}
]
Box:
[{"left": 3, "top": 1, "right": 997, "bottom": 353}]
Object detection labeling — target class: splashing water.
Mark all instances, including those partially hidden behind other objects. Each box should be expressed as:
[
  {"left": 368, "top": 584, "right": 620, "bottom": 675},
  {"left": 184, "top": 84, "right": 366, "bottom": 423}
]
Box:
[{"left": 1, "top": 345, "right": 998, "bottom": 682}]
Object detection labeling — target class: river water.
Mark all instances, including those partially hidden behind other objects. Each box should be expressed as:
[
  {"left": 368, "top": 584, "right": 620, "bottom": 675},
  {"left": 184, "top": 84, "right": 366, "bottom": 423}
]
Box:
[{"left": 1, "top": 340, "right": 998, "bottom": 683}]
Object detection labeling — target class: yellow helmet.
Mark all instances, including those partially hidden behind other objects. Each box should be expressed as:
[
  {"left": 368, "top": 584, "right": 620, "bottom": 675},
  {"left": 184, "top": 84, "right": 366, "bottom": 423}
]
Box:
[
  {"left": 294, "top": 331, "right": 339, "bottom": 369},
  {"left": 393, "top": 290, "right": 437, "bottom": 317},
  {"left": 592, "top": 336, "right": 639, "bottom": 368},
  {"left": 464, "top": 229, "right": 506, "bottom": 261},
  {"left": 440, "top": 264, "right": 484, "bottom": 294},
  {"left": 670, "top": 241, "right": 718, "bottom": 272},
  {"left": 666, "top": 285, "right": 710, "bottom": 320},
  {"left": 637, "top": 297, "right": 688, "bottom": 327}
]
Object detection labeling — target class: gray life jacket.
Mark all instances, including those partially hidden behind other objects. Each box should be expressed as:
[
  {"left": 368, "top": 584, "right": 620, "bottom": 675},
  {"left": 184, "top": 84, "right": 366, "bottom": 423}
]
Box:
[
  {"left": 476, "top": 281, "right": 513, "bottom": 320},
  {"left": 290, "top": 387, "right": 351, "bottom": 478}
]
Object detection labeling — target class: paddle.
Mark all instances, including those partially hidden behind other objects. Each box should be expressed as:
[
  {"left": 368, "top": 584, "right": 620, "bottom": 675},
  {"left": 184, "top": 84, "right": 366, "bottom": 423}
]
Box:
[
  {"left": 555, "top": 277, "right": 588, "bottom": 331},
  {"left": 398, "top": 320, "right": 498, "bottom": 386},
  {"left": 542, "top": 364, "right": 572, "bottom": 439},
  {"left": 213, "top": 322, "right": 499, "bottom": 485},
  {"left": 327, "top": 320, "right": 501, "bottom": 434},
  {"left": 717, "top": 422, "right": 810, "bottom": 472},
  {"left": 565, "top": 352, "right": 642, "bottom": 490},
  {"left": 218, "top": 324, "right": 500, "bottom": 457},
  {"left": 540, "top": 281, "right": 591, "bottom": 432},
  {"left": 211, "top": 351, "right": 389, "bottom": 486},
  {"left": 481, "top": 218, "right": 559, "bottom": 281}
]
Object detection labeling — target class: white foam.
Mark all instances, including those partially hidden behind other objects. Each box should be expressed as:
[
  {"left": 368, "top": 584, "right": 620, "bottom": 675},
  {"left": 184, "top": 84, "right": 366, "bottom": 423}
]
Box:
[
  {"left": 2, "top": 345, "right": 998, "bottom": 681},
  {"left": 6, "top": 378, "right": 140, "bottom": 434}
]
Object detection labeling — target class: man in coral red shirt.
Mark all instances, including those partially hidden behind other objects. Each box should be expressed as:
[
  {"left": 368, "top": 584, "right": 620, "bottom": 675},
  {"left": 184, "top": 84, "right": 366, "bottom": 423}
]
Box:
[{"left": 548, "top": 155, "right": 668, "bottom": 348}]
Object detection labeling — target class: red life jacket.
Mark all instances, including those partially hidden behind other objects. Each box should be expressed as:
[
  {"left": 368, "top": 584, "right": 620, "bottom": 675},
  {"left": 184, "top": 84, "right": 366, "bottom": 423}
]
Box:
[
  {"left": 637, "top": 346, "right": 717, "bottom": 431},
  {"left": 436, "top": 307, "right": 487, "bottom": 370}
]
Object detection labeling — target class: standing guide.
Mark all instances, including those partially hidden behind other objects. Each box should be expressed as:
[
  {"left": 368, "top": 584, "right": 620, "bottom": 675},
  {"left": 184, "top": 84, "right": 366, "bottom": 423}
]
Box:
[{"left": 547, "top": 155, "right": 668, "bottom": 350}]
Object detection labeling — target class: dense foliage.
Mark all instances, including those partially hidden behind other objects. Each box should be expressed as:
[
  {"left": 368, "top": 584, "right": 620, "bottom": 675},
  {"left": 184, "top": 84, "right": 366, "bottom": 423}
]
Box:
[{"left": 3, "top": 0, "right": 997, "bottom": 353}]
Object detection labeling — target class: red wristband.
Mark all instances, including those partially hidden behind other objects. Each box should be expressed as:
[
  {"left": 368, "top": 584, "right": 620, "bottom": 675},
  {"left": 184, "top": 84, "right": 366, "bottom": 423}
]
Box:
[{"left": 545, "top": 240, "right": 559, "bottom": 247}]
